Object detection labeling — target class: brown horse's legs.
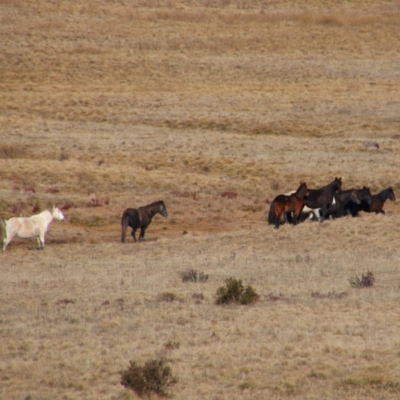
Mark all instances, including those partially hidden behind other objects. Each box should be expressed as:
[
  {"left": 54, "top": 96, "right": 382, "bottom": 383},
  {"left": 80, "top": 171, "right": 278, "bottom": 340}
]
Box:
[{"left": 274, "top": 205, "right": 284, "bottom": 229}]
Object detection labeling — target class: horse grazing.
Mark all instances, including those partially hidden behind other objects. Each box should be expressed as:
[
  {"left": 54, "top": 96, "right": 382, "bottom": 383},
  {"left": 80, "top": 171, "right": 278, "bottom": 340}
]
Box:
[
  {"left": 349, "top": 187, "right": 395, "bottom": 216},
  {"left": 268, "top": 182, "right": 309, "bottom": 229},
  {"left": 323, "top": 189, "right": 361, "bottom": 219},
  {"left": 302, "top": 177, "right": 342, "bottom": 221},
  {"left": 121, "top": 200, "right": 168, "bottom": 243},
  {"left": 1, "top": 206, "right": 65, "bottom": 252}
]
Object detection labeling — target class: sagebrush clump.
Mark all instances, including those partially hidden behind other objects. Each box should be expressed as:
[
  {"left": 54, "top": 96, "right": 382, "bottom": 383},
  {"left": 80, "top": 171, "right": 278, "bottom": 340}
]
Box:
[
  {"left": 216, "top": 277, "right": 259, "bottom": 305},
  {"left": 120, "top": 357, "right": 178, "bottom": 397},
  {"left": 349, "top": 270, "right": 375, "bottom": 288},
  {"left": 179, "top": 269, "right": 209, "bottom": 282}
]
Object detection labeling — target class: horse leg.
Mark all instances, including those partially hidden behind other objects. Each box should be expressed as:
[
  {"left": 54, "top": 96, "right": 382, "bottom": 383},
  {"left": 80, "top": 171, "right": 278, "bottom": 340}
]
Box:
[
  {"left": 121, "top": 220, "right": 128, "bottom": 243},
  {"left": 274, "top": 206, "right": 283, "bottom": 229},
  {"left": 2, "top": 227, "right": 14, "bottom": 252},
  {"left": 313, "top": 208, "right": 321, "bottom": 221},
  {"left": 139, "top": 226, "right": 146, "bottom": 241},
  {"left": 131, "top": 228, "right": 137, "bottom": 243}
]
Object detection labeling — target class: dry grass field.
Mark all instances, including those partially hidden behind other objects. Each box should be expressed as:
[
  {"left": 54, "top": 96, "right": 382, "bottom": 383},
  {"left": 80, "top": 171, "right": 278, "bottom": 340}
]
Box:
[{"left": 1, "top": 0, "right": 400, "bottom": 399}]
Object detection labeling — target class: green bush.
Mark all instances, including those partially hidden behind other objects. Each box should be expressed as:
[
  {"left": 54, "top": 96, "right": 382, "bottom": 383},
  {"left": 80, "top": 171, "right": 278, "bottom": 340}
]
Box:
[
  {"left": 120, "top": 358, "right": 178, "bottom": 397},
  {"left": 216, "top": 277, "right": 259, "bottom": 305}
]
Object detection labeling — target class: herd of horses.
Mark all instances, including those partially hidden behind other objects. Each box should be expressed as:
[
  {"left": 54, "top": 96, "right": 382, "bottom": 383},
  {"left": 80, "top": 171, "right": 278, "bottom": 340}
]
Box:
[
  {"left": 267, "top": 177, "right": 396, "bottom": 229},
  {"left": 0, "top": 181, "right": 396, "bottom": 251}
]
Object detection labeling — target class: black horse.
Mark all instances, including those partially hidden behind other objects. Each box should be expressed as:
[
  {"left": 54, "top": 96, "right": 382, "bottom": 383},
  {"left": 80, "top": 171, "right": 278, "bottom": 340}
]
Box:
[
  {"left": 323, "top": 189, "right": 361, "bottom": 219},
  {"left": 121, "top": 200, "right": 168, "bottom": 243},
  {"left": 343, "top": 186, "right": 372, "bottom": 217},
  {"left": 302, "top": 177, "right": 342, "bottom": 221},
  {"left": 348, "top": 187, "right": 395, "bottom": 216}
]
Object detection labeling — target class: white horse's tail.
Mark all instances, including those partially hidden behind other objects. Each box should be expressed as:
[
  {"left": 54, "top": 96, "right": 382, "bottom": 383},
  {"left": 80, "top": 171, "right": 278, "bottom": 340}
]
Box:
[{"left": 0, "top": 218, "right": 6, "bottom": 251}]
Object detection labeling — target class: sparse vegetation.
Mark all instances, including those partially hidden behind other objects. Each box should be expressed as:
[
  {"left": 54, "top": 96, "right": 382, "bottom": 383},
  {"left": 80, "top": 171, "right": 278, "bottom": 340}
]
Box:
[
  {"left": 216, "top": 277, "right": 259, "bottom": 305},
  {"left": 120, "top": 358, "right": 178, "bottom": 397},
  {"left": 0, "top": 144, "right": 27, "bottom": 159},
  {"left": 311, "top": 291, "right": 348, "bottom": 299},
  {"left": 349, "top": 270, "right": 375, "bottom": 288},
  {"left": 157, "top": 292, "right": 182, "bottom": 302},
  {"left": 179, "top": 269, "right": 209, "bottom": 282}
]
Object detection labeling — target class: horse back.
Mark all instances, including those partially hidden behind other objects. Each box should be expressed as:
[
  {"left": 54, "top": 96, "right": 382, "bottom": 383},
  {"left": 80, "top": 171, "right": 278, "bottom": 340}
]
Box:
[
  {"left": 122, "top": 208, "right": 148, "bottom": 228},
  {"left": 6, "top": 217, "right": 43, "bottom": 238}
]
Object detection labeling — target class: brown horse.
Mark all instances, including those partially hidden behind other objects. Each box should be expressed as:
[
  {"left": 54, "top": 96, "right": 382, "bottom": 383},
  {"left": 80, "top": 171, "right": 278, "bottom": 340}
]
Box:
[
  {"left": 268, "top": 182, "right": 309, "bottom": 229},
  {"left": 121, "top": 200, "right": 168, "bottom": 243},
  {"left": 349, "top": 187, "right": 395, "bottom": 216}
]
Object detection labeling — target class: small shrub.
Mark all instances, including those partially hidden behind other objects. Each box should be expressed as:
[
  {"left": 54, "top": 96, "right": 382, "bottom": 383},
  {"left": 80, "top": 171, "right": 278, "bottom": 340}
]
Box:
[
  {"left": 311, "top": 291, "right": 348, "bottom": 299},
  {"left": 265, "top": 292, "right": 287, "bottom": 302},
  {"left": 216, "top": 277, "right": 259, "bottom": 305},
  {"left": 221, "top": 191, "right": 238, "bottom": 199},
  {"left": 61, "top": 202, "right": 74, "bottom": 211},
  {"left": 164, "top": 340, "right": 180, "bottom": 350},
  {"left": 179, "top": 269, "right": 208, "bottom": 282},
  {"left": 349, "top": 270, "right": 375, "bottom": 288},
  {"left": 120, "top": 358, "right": 178, "bottom": 397},
  {"left": 157, "top": 292, "right": 181, "bottom": 302}
]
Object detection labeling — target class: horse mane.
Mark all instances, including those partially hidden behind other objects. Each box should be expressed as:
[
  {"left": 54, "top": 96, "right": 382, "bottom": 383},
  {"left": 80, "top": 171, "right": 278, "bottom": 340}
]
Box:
[{"left": 139, "top": 200, "right": 164, "bottom": 209}]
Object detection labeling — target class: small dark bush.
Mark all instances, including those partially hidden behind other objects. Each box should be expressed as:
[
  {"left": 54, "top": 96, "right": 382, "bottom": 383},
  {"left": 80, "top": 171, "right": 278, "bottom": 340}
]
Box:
[
  {"left": 221, "top": 191, "right": 238, "bottom": 199},
  {"left": 349, "top": 270, "right": 375, "bottom": 288},
  {"left": 179, "top": 269, "right": 208, "bottom": 282},
  {"left": 216, "top": 277, "right": 259, "bottom": 305},
  {"left": 120, "top": 358, "right": 178, "bottom": 397},
  {"left": 157, "top": 292, "right": 182, "bottom": 302},
  {"left": 265, "top": 292, "right": 287, "bottom": 302}
]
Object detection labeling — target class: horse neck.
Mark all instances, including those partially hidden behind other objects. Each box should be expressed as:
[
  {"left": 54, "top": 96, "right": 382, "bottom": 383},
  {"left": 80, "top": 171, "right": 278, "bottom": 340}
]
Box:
[
  {"left": 379, "top": 188, "right": 391, "bottom": 200},
  {"left": 294, "top": 185, "right": 307, "bottom": 199},
  {"left": 40, "top": 209, "right": 54, "bottom": 222},
  {"left": 142, "top": 204, "right": 160, "bottom": 219},
  {"left": 340, "top": 189, "right": 354, "bottom": 201}
]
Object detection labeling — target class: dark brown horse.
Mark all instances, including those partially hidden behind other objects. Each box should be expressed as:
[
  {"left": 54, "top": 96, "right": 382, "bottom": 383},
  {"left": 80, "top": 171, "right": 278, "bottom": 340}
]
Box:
[
  {"left": 302, "top": 177, "right": 342, "bottom": 221},
  {"left": 268, "top": 182, "right": 309, "bottom": 229},
  {"left": 349, "top": 187, "right": 395, "bottom": 216},
  {"left": 121, "top": 200, "right": 168, "bottom": 243},
  {"left": 323, "top": 189, "right": 361, "bottom": 219}
]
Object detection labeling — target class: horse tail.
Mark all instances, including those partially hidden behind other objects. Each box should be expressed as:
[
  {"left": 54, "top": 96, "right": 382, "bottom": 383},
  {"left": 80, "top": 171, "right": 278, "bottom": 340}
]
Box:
[
  {"left": 267, "top": 199, "right": 278, "bottom": 225},
  {"left": 0, "top": 218, "right": 6, "bottom": 250},
  {"left": 121, "top": 212, "right": 128, "bottom": 243}
]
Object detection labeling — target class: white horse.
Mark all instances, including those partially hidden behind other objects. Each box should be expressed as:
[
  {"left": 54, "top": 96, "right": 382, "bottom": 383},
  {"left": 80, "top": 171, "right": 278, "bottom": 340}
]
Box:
[{"left": 1, "top": 206, "right": 65, "bottom": 252}]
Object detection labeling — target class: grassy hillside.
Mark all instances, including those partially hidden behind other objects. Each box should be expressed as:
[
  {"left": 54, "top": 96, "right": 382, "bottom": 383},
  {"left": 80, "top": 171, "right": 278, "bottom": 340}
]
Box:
[{"left": 1, "top": 1, "right": 400, "bottom": 399}]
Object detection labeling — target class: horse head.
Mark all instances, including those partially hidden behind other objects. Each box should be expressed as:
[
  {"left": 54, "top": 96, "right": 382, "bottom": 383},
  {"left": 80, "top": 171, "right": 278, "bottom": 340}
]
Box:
[
  {"left": 52, "top": 206, "right": 65, "bottom": 221},
  {"left": 388, "top": 187, "right": 396, "bottom": 201},
  {"left": 158, "top": 200, "right": 168, "bottom": 217},
  {"left": 349, "top": 189, "right": 361, "bottom": 205},
  {"left": 334, "top": 177, "right": 342, "bottom": 193},
  {"left": 295, "top": 182, "right": 309, "bottom": 200}
]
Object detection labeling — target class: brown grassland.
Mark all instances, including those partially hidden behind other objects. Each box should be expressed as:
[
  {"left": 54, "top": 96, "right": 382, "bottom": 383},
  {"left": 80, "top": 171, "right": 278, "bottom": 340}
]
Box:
[{"left": 1, "top": 0, "right": 400, "bottom": 399}]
